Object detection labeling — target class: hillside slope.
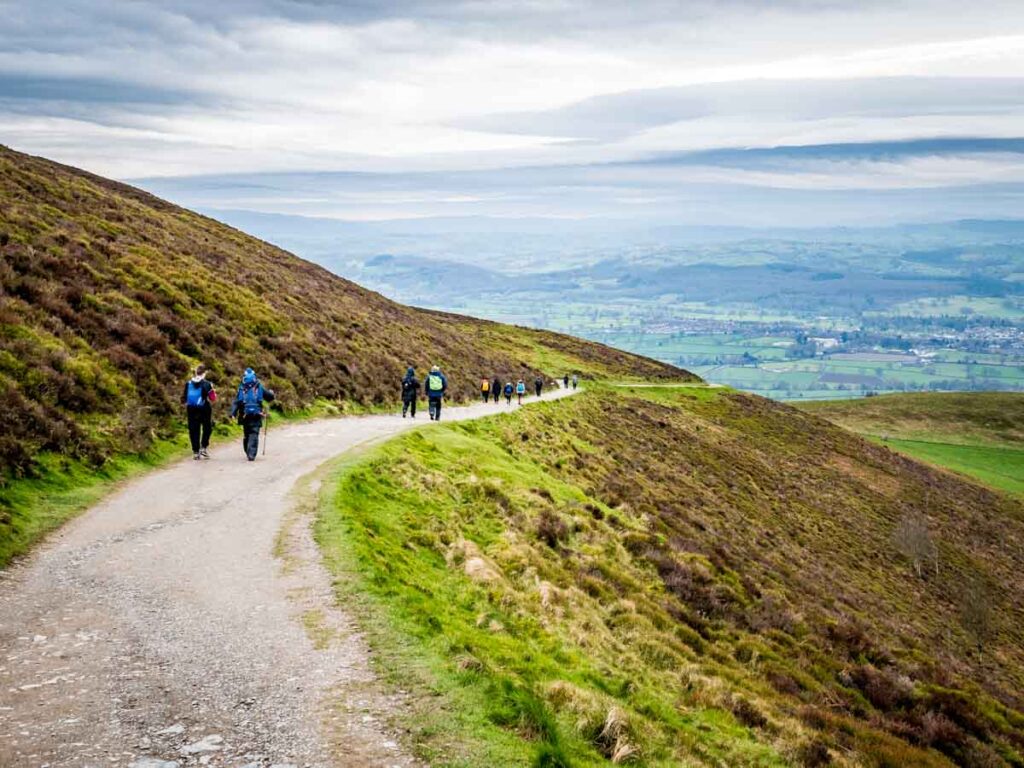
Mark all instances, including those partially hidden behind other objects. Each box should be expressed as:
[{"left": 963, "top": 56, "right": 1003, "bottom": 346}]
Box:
[
  {"left": 321, "top": 385, "right": 1024, "bottom": 767},
  {"left": 0, "top": 145, "right": 688, "bottom": 483},
  {"left": 800, "top": 393, "right": 1024, "bottom": 496}
]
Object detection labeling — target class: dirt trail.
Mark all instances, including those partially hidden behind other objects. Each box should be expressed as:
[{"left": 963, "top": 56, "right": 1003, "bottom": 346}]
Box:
[{"left": 0, "top": 387, "right": 575, "bottom": 768}]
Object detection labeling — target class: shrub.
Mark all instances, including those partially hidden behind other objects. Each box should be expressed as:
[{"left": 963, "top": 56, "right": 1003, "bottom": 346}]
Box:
[{"left": 536, "top": 509, "right": 570, "bottom": 549}]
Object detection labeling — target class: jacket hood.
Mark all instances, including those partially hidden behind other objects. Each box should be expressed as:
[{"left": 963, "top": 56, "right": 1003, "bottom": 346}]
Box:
[
  {"left": 242, "top": 368, "right": 257, "bottom": 385},
  {"left": 405, "top": 367, "right": 415, "bottom": 378}
]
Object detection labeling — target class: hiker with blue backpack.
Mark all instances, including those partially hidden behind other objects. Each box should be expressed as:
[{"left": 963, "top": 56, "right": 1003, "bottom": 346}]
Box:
[
  {"left": 231, "top": 367, "right": 276, "bottom": 461},
  {"left": 424, "top": 364, "right": 448, "bottom": 421},
  {"left": 181, "top": 364, "right": 217, "bottom": 460}
]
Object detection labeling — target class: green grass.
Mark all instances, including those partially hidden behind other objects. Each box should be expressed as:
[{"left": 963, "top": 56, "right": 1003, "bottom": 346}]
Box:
[
  {"left": 877, "top": 439, "right": 1024, "bottom": 497},
  {"left": 316, "top": 399, "right": 788, "bottom": 767},
  {"left": 801, "top": 392, "right": 1024, "bottom": 496},
  {"left": 318, "top": 389, "right": 1024, "bottom": 766}
]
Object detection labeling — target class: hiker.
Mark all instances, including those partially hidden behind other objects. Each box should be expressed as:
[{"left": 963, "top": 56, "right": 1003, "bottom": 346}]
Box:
[
  {"left": 424, "top": 365, "right": 448, "bottom": 421},
  {"left": 491, "top": 376, "right": 501, "bottom": 403},
  {"left": 181, "top": 364, "right": 217, "bottom": 460},
  {"left": 401, "top": 366, "right": 420, "bottom": 418},
  {"left": 563, "top": 374, "right": 570, "bottom": 388},
  {"left": 572, "top": 373, "right": 579, "bottom": 390},
  {"left": 231, "top": 367, "right": 275, "bottom": 461},
  {"left": 516, "top": 378, "right": 526, "bottom": 405},
  {"left": 534, "top": 376, "right": 543, "bottom": 397},
  {"left": 503, "top": 381, "right": 513, "bottom": 405},
  {"left": 480, "top": 377, "right": 491, "bottom": 403}
]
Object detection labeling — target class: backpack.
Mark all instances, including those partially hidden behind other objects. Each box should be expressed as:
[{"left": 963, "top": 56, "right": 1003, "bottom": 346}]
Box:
[
  {"left": 504, "top": 383, "right": 513, "bottom": 395},
  {"left": 240, "top": 381, "right": 263, "bottom": 415},
  {"left": 428, "top": 373, "right": 443, "bottom": 392},
  {"left": 481, "top": 379, "right": 490, "bottom": 392},
  {"left": 516, "top": 381, "right": 525, "bottom": 393},
  {"left": 402, "top": 377, "right": 417, "bottom": 394},
  {"left": 186, "top": 381, "right": 206, "bottom": 407}
]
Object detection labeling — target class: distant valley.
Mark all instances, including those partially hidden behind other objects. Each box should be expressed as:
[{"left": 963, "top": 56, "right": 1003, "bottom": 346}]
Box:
[{"left": 203, "top": 210, "right": 1024, "bottom": 401}]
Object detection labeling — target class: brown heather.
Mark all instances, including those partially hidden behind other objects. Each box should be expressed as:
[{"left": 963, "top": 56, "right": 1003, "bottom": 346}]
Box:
[{"left": 0, "top": 145, "right": 688, "bottom": 480}]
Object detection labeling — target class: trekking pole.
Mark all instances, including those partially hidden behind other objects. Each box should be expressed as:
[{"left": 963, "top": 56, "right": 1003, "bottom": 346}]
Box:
[{"left": 262, "top": 408, "right": 269, "bottom": 456}]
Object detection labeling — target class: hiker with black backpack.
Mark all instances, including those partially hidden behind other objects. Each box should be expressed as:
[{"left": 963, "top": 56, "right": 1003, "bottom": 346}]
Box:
[
  {"left": 491, "top": 376, "right": 501, "bottom": 403},
  {"left": 231, "top": 367, "right": 276, "bottom": 461},
  {"left": 563, "top": 374, "right": 570, "bottom": 389},
  {"left": 401, "top": 366, "right": 420, "bottom": 418},
  {"left": 534, "top": 376, "right": 543, "bottom": 397},
  {"left": 181, "top": 363, "right": 217, "bottom": 460},
  {"left": 424, "top": 365, "right": 448, "bottom": 421}
]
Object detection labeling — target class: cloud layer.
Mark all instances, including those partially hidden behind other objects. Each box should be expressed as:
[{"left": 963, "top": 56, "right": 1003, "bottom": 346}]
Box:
[{"left": 1, "top": 0, "right": 1023, "bottom": 224}]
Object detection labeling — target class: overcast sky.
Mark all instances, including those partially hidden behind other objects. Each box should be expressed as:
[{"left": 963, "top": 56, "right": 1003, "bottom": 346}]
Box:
[{"left": 2, "top": 0, "right": 1024, "bottom": 225}]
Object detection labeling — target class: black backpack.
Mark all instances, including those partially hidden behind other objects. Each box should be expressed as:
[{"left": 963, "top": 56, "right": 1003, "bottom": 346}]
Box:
[{"left": 402, "top": 377, "right": 417, "bottom": 394}]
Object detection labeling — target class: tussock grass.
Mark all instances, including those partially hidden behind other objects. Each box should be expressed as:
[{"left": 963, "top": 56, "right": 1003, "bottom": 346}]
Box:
[{"left": 319, "top": 389, "right": 1024, "bottom": 766}]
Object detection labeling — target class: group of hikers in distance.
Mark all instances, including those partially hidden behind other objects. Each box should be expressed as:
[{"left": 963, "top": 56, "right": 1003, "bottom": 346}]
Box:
[
  {"left": 181, "top": 363, "right": 580, "bottom": 462},
  {"left": 400, "top": 366, "right": 579, "bottom": 420}
]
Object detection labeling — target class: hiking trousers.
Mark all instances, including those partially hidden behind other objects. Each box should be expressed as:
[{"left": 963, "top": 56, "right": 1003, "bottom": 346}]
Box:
[
  {"left": 402, "top": 396, "right": 417, "bottom": 417},
  {"left": 481, "top": 390, "right": 489, "bottom": 403},
  {"left": 242, "top": 415, "right": 263, "bottom": 460},
  {"left": 535, "top": 384, "right": 542, "bottom": 396},
  {"left": 492, "top": 390, "right": 500, "bottom": 403},
  {"left": 187, "top": 405, "right": 212, "bottom": 453},
  {"left": 428, "top": 396, "right": 443, "bottom": 420}
]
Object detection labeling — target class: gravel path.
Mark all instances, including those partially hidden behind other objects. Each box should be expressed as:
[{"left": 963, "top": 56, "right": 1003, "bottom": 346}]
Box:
[{"left": 0, "top": 388, "right": 574, "bottom": 768}]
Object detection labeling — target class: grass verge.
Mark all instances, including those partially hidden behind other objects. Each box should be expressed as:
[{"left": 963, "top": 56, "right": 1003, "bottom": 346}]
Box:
[{"left": 317, "top": 388, "right": 1024, "bottom": 767}]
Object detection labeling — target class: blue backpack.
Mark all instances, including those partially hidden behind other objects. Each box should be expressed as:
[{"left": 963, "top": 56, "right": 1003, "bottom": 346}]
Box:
[
  {"left": 186, "top": 381, "right": 206, "bottom": 407},
  {"left": 240, "top": 381, "right": 264, "bottom": 415}
]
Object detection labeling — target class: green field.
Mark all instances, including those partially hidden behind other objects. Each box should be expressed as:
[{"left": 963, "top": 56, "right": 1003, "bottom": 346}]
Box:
[
  {"left": 800, "top": 392, "right": 1024, "bottom": 496},
  {"left": 878, "top": 439, "right": 1024, "bottom": 497}
]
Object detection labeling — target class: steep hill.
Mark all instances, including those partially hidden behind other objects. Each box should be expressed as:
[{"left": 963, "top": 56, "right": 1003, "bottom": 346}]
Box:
[
  {"left": 322, "top": 385, "right": 1024, "bottom": 767},
  {"left": 800, "top": 393, "right": 1024, "bottom": 496},
  {"left": 0, "top": 145, "right": 688, "bottom": 482}
]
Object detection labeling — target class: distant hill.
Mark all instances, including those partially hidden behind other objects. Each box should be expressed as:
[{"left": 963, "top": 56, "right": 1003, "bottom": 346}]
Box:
[
  {"left": 0, "top": 145, "right": 689, "bottom": 481},
  {"left": 800, "top": 392, "right": 1024, "bottom": 496}
]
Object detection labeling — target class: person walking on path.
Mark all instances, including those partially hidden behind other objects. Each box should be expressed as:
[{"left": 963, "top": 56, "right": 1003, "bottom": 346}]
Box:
[
  {"left": 480, "top": 377, "right": 491, "bottom": 403},
  {"left": 572, "top": 373, "right": 579, "bottom": 390},
  {"left": 503, "top": 381, "right": 514, "bottom": 405},
  {"left": 424, "top": 364, "right": 448, "bottom": 421},
  {"left": 516, "top": 378, "right": 526, "bottom": 405},
  {"left": 534, "top": 376, "right": 544, "bottom": 397},
  {"left": 563, "top": 374, "right": 570, "bottom": 388},
  {"left": 231, "top": 367, "right": 276, "bottom": 461},
  {"left": 182, "top": 364, "right": 217, "bottom": 460},
  {"left": 401, "top": 366, "right": 420, "bottom": 418},
  {"left": 491, "top": 376, "right": 501, "bottom": 403}
]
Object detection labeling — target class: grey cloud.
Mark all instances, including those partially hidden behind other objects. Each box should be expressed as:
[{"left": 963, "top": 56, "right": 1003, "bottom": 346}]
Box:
[
  {"left": 0, "top": 75, "right": 207, "bottom": 105},
  {"left": 459, "top": 78, "right": 1024, "bottom": 141}
]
